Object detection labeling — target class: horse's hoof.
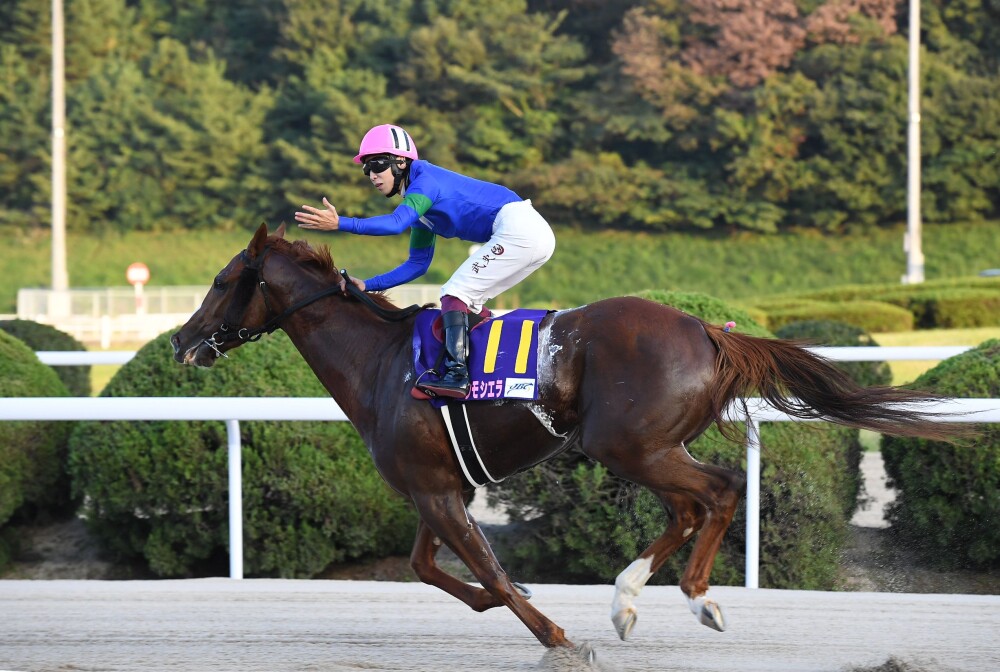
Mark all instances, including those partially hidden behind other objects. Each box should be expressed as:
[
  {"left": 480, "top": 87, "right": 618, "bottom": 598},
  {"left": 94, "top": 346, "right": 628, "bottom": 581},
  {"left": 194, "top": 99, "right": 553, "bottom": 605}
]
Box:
[
  {"left": 513, "top": 581, "right": 532, "bottom": 600},
  {"left": 575, "top": 642, "right": 597, "bottom": 664},
  {"left": 611, "top": 606, "right": 637, "bottom": 641},
  {"left": 696, "top": 599, "right": 726, "bottom": 632}
]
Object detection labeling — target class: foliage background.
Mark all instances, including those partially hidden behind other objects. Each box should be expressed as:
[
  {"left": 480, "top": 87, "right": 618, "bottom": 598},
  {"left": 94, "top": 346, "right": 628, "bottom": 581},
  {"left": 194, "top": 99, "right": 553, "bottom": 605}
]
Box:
[
  {"left": 1, "top": 0, "right": 997, "bottom": 238},
  {"left": 881, "top": 339, "right": 1000, "bottom": 570},
  {"left": 67, "top": 330, "right": 417, "bottom": 578},
  {"left": 0, "top": 331, "right": 73, "bottom": 569}
]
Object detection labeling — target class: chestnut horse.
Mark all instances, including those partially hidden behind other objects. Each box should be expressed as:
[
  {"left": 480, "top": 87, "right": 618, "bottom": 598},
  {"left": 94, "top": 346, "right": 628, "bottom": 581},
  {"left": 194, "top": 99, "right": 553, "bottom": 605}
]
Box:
[{"left": 172, "top": 223, "right": 958, "bottom": 652}]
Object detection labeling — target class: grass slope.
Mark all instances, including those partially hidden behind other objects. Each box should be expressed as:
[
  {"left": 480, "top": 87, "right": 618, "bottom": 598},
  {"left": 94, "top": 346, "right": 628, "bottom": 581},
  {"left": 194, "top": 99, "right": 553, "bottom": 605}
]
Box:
[{"left": 4, "top": 221, "right": 999, "bottom": 313}]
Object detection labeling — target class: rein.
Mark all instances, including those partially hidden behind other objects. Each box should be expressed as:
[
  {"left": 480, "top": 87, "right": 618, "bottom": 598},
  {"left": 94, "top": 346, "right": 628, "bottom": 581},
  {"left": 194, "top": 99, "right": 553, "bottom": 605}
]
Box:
[{"left": 203, "top": 246, "right": 422, "bottom": 358}]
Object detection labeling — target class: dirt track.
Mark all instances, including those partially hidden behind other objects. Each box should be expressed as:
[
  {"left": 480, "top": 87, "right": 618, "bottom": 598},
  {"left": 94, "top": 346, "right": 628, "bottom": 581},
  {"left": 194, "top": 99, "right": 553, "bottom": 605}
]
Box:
[{"left": 1, "top": 580, "right": 998, "bottom": 672}]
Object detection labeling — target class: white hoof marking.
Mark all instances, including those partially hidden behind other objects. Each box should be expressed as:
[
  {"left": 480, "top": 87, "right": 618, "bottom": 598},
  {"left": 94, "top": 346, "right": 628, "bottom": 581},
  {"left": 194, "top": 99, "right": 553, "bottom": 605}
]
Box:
[
  {"left": 611, "top": 606, "right": 637, "bottom": 641},
  {"left": 610, "top": 557, "right": 653, "bottom": 641}
]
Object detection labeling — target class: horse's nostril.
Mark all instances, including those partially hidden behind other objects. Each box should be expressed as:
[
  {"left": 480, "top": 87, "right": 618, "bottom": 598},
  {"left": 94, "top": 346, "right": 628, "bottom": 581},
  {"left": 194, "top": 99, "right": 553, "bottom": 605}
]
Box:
[{"left": 170, "top": 333, "right": 181, "bottom": 355}]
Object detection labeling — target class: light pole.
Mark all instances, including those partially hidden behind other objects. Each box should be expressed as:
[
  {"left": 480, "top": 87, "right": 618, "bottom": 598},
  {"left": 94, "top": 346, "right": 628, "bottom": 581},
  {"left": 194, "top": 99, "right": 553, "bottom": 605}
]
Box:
[
  {"left": 903, "top": 0, "right": 924, "bottom": 285},
  {"left": 51, "top": 0, "right": 69, "bottom": 295}
]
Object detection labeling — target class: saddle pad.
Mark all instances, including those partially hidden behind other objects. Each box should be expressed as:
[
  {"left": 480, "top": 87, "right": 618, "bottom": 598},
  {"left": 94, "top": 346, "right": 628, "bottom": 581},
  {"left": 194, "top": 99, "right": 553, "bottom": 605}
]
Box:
[{"left": 412, "top": 308, "right": 550, "bottom": 404}]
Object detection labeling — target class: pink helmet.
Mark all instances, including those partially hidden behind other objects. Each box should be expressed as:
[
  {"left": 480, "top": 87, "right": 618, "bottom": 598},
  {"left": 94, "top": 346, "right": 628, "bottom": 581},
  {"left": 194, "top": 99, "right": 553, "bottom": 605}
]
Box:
[{"left": 353, "top": 124, "right": 419, "bottom": 164}]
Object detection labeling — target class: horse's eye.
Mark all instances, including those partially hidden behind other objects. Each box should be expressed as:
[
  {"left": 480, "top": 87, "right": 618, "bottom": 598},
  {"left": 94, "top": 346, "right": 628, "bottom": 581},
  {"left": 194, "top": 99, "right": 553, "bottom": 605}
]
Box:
[{"left": 213, "top": 278, "right": 226, "bottom": 291}]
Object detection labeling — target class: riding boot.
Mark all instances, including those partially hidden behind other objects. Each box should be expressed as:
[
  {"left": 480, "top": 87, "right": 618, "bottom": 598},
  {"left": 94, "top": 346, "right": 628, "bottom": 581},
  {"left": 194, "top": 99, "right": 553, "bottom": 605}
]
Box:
[{"left": 420, "top": 310, "right": 471, "bottom": 399}]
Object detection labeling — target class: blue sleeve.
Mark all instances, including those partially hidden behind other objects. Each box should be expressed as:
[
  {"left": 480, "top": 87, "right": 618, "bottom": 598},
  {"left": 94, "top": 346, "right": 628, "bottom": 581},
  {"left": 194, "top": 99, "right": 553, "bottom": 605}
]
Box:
[
  {"left": 364, "top": 235, "right": 436, "bottom": 291},
  {"left": 339, "top": 203, "right": 421, "bottom": 236}
]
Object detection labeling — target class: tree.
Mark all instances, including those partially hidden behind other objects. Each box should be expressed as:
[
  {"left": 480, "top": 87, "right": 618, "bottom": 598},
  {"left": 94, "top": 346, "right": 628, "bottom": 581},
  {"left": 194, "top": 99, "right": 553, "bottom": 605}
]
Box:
[
  {"left": 0, "top": 45, "right": 50, "bottom": 228},
  {"left": 67, "top": 40, "right": 274, "bottom": 232},
  {"left": 684, "top": 0, "right": 807, "bottom": 88},
  {"left": 396, "top": 1, "right": 587, "bottom": 172}
]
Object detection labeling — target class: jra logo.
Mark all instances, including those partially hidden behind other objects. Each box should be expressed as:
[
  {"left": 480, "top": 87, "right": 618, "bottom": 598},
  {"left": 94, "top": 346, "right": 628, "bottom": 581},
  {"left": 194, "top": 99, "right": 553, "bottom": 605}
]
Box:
[{"left": 504, "top": 378, "right": 536, "bottom": 399}]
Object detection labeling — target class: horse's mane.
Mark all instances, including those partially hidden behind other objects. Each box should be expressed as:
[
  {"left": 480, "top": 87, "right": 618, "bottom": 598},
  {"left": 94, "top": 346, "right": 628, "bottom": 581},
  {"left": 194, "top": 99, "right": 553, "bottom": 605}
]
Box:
[{"left": 266, "top": 235, "right": 403, "bottom": 312}]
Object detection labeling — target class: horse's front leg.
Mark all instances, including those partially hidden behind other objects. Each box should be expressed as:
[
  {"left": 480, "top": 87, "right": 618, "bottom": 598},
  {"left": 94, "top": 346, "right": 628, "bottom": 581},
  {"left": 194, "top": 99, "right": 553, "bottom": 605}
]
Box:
[
  {"left": 410, "top": 518, "right": 503, "bottom": 612},
  {"left": 414, "top": 491, "right": 573, "bottom": 649}
]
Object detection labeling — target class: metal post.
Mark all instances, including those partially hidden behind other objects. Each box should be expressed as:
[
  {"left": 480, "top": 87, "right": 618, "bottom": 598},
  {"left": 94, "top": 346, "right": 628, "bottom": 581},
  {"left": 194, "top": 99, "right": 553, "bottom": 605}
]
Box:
[
  {"left": 51, "top": 0, "right": 69, "bottom": 294},
  {"left": 225, "top": 420, "right": 244, "bottom": 579},
  {"left": 903, "top": 0, "right": 924, "bottom": 285},
  {"left": 745, "top": 419, "right": 761, "bottom": 589}
]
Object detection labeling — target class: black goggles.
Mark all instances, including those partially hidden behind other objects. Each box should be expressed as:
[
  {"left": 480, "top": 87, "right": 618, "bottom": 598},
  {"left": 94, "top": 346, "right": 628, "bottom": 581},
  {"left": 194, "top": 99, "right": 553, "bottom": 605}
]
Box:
[{"left": 362, "top": 156, "right": 396, "bottom": 176}]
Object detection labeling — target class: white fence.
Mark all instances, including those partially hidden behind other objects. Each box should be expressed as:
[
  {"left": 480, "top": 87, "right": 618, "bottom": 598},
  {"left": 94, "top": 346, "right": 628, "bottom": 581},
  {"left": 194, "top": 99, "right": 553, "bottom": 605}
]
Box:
[
  {"left": 17, "top": 286, "right": 208, "bottom": 348},
  {"left": 4, "top": 346, "right": 997, "bottom": 585}
]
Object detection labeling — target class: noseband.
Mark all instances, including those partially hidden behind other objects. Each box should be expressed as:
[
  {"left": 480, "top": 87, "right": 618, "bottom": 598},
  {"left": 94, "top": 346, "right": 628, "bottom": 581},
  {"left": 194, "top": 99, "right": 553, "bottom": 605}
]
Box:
[{"left": 203, "top": 245, "right": 422, "bottom": 358}]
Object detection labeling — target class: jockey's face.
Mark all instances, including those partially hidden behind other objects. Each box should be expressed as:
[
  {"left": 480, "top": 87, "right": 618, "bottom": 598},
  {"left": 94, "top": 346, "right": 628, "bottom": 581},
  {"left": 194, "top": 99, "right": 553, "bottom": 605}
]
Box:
[{"left": 363, "top": 155, "right": 403, "bottom": 196}]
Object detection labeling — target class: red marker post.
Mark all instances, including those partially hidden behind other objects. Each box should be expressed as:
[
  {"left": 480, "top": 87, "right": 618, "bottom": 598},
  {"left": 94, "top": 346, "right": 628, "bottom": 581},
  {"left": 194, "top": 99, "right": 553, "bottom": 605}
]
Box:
[{"left": 126, "top": 262, "right": 150, "bottom": 314}]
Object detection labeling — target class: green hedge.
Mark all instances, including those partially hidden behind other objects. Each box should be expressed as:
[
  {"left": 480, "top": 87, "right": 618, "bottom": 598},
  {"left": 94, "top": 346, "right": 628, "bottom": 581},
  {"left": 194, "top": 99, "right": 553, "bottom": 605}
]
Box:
[
  {"left": 793, "top": 276, "right": 1000, "bottom": 302},
  {"left": 0, "top": 331, "right": 73, "bottom": 569},
  {"left": 905, "top": 289, "right": 1000, "bottom": 329},
  {"left": 764, "top": 300, "right": 914, "bottom": 333},
  {"left": 881, "top": 339, "right": 1000, "bottom": 569},
  {"left": 0, "top": 320, "right": 91, "bottom": 396},
  {"left": 488, "top": 291, "right": 862, "bottom": 589},
  {"left": 67, "top": 330, "right": 418, "bottom": 578},
  {"left": 753, "top": 276, "right": 1000, "bottom": 330}
]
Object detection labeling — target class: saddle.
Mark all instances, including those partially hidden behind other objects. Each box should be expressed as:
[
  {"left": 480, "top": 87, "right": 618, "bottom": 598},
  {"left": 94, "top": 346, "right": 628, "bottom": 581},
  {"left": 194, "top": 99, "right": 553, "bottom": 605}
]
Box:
[{"left": 411, "top": 308, "right": 550, "bottom": 405}]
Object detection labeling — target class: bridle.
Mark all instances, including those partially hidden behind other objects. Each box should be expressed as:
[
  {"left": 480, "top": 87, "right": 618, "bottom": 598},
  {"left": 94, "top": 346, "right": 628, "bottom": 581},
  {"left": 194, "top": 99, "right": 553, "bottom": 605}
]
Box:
[{"left": 202, "top": 245, "right": 422, "bottom": 358}]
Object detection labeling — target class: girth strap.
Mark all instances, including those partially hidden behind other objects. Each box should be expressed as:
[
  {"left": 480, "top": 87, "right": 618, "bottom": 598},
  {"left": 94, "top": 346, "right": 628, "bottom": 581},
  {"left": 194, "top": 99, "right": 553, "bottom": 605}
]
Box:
[{"left": 440, "top": 404, "right": 501, "bottom": 489}]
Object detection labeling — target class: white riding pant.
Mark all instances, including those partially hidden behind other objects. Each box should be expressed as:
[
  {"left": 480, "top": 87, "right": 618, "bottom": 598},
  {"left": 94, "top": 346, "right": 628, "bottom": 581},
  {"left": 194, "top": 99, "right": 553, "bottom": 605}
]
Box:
[{"left": 440, "top": 199, "right": 555, "bottom": 314}]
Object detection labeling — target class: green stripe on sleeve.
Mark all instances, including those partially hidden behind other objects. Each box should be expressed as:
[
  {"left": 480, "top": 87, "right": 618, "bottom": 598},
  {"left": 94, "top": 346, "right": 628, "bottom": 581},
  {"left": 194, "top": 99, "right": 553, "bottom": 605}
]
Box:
[
  {"left": 402, "top": 193, "right": 433, "bottom": 216},
  {"left": 409, "top": 227, "right": 435, "bottom": 249}
]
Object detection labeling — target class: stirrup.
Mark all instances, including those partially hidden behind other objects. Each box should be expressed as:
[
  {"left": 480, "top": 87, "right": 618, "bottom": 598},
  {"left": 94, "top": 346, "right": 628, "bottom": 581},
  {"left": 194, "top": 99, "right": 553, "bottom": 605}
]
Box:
[{"left": 419, "top": 374, "right": 470, "bottom": 399}]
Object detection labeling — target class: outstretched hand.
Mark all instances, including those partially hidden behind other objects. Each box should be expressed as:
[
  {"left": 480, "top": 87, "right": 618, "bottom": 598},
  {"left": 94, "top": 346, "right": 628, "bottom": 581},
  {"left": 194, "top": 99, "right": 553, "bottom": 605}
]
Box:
[{"left": 295, "top": 197, "right": 340, "bottom": 231}]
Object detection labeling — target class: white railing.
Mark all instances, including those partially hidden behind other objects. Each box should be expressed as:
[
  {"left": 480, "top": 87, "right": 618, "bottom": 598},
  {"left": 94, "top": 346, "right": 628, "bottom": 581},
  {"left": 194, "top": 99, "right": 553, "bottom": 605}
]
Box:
[
  {"left": 7, "top": 345, "right": 993, "bottom": 585},
  {"left": 0, "top": 397, "right": 346, "bottom": 580},
  {"left": 2, "top": 395, "right": 997, "bottom": 584},
  {"left": 33, "top": 345, "right": 975, "bottom": 367}
]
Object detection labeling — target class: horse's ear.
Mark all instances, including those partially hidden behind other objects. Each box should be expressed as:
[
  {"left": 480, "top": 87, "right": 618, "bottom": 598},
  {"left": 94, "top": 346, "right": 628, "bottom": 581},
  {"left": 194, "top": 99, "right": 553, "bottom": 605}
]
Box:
[
  {"left": 274, "top": 222, "right": 287, "bottom": 239},
  {"left": 248, "top": 222, "right": 269, "bottom": 258}
]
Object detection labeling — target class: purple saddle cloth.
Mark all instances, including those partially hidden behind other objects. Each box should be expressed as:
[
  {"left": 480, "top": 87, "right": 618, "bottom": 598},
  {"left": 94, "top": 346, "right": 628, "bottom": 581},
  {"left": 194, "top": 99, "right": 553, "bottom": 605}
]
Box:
[{"left": 412, "top": 308, "right": 550, "bottom": 405}]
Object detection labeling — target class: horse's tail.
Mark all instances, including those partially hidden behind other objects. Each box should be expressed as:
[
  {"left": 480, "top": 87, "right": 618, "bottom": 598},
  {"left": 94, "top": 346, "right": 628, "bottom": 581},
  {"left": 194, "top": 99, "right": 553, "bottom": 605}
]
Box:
[{"left": 700, "top": 321, "right": 967, "bottom": 443}]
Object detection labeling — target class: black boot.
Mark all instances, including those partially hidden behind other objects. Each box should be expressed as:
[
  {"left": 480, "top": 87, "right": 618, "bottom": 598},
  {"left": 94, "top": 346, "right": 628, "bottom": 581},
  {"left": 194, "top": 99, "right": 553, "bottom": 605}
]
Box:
[{"left": 420, "top": 310, "right": 470, "bottom": 399}]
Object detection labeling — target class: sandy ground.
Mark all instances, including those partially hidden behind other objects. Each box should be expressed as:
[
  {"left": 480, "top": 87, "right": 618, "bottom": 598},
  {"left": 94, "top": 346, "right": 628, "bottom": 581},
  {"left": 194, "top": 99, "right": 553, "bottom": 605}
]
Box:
[
  {"left": 1, "top": 579, "right": 998, "bottom": 672},
  {"left": 851, "top": 451, "right": 895, "bottom": 529},
  {"left": 3, "top": 453, "right": 998, "bottom": 671}
]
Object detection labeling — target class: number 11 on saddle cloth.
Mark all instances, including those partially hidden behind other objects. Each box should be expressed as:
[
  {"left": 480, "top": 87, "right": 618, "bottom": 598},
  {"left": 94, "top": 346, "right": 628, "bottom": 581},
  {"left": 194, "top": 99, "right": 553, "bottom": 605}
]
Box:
[{"left": 411, "top": 308, "right": 551, "bottom": 405}]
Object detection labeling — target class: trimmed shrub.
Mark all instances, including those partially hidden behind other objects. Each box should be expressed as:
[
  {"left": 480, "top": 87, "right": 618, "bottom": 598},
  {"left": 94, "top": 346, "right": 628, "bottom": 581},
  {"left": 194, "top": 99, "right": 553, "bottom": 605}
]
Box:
[
  {"left": 0, "top": 319, "right": 91, "bottom": 396},
  {"left": 756, "top": 276, "right": 1000, "bottom": 330},
  {"left": 775, "top": 320, "right": 892, "bottom": 388},
  {"left": 881, "top": 339, "right": 1000, "bottom": 569},
  {"left": 792, "top": 275, "right": 1000, "bottom": 303},
  {"left": 489, "top": 291, "right": 862, "bottom": 589},
  {"left": 67, "top": 330, "right": 418, "bottom": 578},
  {"left": 0, "top": 331, "right": 73, "bottom": 569},
  {"left": 915, "top": 289, "right": 1000, "bottom": 329},
  {"left": 765, "top": 300, "right": 914, "bottom": 333}
]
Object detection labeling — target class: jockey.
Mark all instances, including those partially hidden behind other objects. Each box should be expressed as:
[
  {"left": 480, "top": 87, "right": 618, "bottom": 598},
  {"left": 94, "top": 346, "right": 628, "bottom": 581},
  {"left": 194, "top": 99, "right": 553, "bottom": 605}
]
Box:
[{"left": 294, "top": 124, "right": 556, "bottom": 399}]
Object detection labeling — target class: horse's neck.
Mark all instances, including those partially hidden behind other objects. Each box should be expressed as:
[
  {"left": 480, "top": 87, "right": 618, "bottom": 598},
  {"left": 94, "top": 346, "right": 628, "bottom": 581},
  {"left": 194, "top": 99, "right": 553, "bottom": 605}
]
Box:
[{"left": 281, "top": 299, "right": 409, "bottom": 423}]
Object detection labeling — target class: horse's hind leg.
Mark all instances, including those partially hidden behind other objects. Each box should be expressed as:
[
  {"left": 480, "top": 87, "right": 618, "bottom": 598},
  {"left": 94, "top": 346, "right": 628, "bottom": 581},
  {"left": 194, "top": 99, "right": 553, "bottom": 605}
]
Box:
[
  {"left": 604, "top": 445, "right": 745, "bottom": 638},
  {"left": 410, "top": 518, "right": 504, "bottom": 612},
  {"left": 611, "top": 491, "right": 706, "bottom": 640},
  {"left": 413, "top": 491, "right": 572, "bottom": 649},
  {"left": 674, "top": 458, "right": 745, "bottom": 632}
]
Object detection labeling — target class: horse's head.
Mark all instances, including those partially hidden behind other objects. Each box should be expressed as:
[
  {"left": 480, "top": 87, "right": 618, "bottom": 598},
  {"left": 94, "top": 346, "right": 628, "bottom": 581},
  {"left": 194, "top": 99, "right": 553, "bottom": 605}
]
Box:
[{"left": 171, "top": 222, "right": 287, "bottom": 367}]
